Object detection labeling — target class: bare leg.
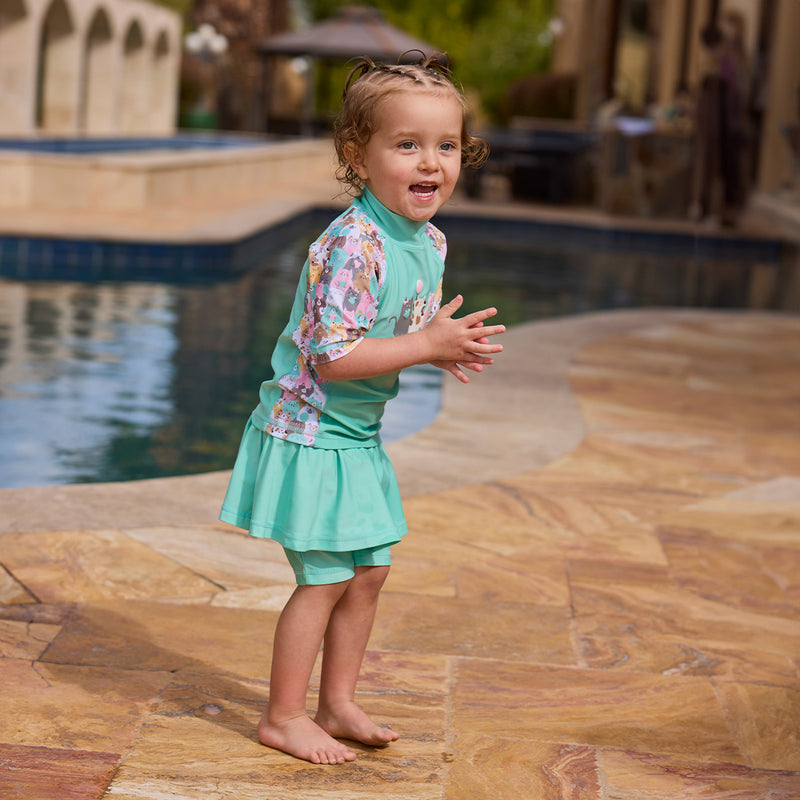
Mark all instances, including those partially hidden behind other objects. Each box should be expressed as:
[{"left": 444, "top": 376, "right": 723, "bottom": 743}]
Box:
[
  {"left": 314, "top": 565, "right": 398, "bottom": 746},
  {"left": 257, "top": 581, "right": 358, "bottom": 764}
]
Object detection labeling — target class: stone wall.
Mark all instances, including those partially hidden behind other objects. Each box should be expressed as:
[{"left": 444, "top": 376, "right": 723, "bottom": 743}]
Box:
[
  {"left": 0, "top": 0, "right": 180, "bottom": 135},
  {"left": 0, "top": 138, "right": 336, "bottom": 215}
]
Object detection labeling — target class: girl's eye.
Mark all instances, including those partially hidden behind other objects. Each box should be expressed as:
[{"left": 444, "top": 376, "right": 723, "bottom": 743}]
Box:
[
  {"left": 399, "top": 141, "right": 416, "bottom": 150},
  {"left": 440, "top": 142, "right": 458, "bottom": 152}
]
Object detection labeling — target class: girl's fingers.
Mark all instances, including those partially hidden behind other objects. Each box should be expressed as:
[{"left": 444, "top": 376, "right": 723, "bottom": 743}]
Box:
[
  {"left": 446, "top": 363, "right": 470, "bottom": 383},
  {"left": 468, "top": 324, "right": 505, "bottom": 341},
  {"left": 465, "top": 306, "right": 499, "bottom": 326},
  {"left": 439, "top": 295, "right": 464, "bottom": 319}
]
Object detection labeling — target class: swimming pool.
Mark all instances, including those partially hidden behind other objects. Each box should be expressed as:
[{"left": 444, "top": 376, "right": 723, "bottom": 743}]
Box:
[
  {"left": 0, "top": 133, "right": 272, "bottom": 155},
  {"left": 0, "top": 211, "right": 795, "bottom": 488}
]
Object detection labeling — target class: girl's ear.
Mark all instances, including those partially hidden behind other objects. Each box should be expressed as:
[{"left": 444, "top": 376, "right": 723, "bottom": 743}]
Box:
[{"left": 344, "top": 142, "right": 368, "bottom": 180}]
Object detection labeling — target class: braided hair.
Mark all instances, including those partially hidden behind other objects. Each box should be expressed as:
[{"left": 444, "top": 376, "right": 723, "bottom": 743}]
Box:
[{"left": 334, "top": 52, "right": 488, "bottom": 196}]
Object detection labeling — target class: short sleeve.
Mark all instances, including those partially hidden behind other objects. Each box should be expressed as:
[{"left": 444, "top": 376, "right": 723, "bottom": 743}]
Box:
[
  {"left": 301, "top": 213, "right": 384, "bottom": 365},
  {"left": 425, "top": 222, "right": 447, "bottom": 262}
]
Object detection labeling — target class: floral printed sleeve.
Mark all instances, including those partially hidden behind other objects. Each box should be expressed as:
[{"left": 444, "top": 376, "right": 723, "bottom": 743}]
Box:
[
  {"left": 295, "top": 212, "right": 384, "bottom": 366},
  {"left": 425, "top": 223, "right": 447, "bottom": 262}
]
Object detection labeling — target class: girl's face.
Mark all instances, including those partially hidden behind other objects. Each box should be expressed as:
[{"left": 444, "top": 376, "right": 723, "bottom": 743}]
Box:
[{"left": 348, "top": 90, "right": 463, "bottom": 221}]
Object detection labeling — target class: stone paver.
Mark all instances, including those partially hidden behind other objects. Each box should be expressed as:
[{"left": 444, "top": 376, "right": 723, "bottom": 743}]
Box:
[
  {"left": 2, "top": 147, "right": 799, "bottom": 796},
  {"left": 1, "top": 307, "right": 799, "bottom": 799}
]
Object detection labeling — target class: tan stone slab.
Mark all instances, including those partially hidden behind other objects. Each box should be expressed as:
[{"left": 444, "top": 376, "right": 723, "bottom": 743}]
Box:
[
  {"left": 452, "top": 661, "right": 744, "bottom": 764},
  {"left": 575, "top": 612, "right": 799, "bottom": 686},
  {"left": 600, "top": 749, "right": 800, "bottom": 799},
  {"left": 405, "top": 485, "right": 670, "bottom": 566},
  {"left": 0, "top": 602, "right": 75, "bottom": 626},
  {"left": 312, "top": 649, "right": 451, "bottom": 699},
  {"left": 0, "top": 743, "right": 119, "bottom": 800},
  {"left": 105, "top": 667, "right": 446, "bottom": 799},
  {"left": 445, "top": 735, "right": 601, "bottom": 800},
  {"left": 540, "top": 433, "right": 754, "bottom": 496},
  {"left": 0, "top": 565, "right": 36, "bottom": 604},
  {"left": 209, "top": 584, "right": 295, "bottom": 610},
  {"left": 388, "top": 524, "right": 571, "bottom": 605},
  {"left": 372, "top": 593, "right": 575, "bottom": 665},
  {"left": 0, "top": 529, "right": 220, "bottom": 603},
  {"left": 452, "top": 552, "right": 571, "bottom": 607},
  {"left": 0, "top": 470, "right": 231, "bottom": 534},
  {"left": 743, "top": 432, "right": 800, "bottom": 476},
  {"left": 123, "top": 524, "right": 295, "bottom": 591},
  {"left": 569, "top": 402, "right": 756, "bottom": 487},
  {"left": 403, "top": 489, "right": 554, "bottom": 558},
  {"left": 565, "top": 556, "right": 799, "bottom": 681},
  {"left": 659, "top": 524, "right": 798, "bottom": 619},
  {"left": 41, "top": 600, "right": 278, "bottom": 675},
  {"left": 571, "top": 337, "right": 692, "bottom": 376},
  {"left": 0, "top": 619, "right": 60, "bottom": 660},
  {"left": 690, "top": 476, "right": 800, "bottom": 512},
  {"left": 716, "top": 682, "right": 800, "bottom": 771},
  {"left": 658, "top": 508, "right": 800, "bottom": 547},
  {"left": 568, "top": 559, "right": 800, "bottom": 663},
  {"left": 157, "top": 650, "right": 449, "bottom": 719},
  {"left": 729, "top": 476, "right": 800, "bottom": 504},
  {"left": 572, "top": 342, "right": 800, "bottom": 433},
  {"left": 538, "top": 522, "right": 669, "bottom": 566},
  {"left": 558, "top": 429, "right": 759, "bottom": 494},
  {"left": 503, "top": 467, "right": 696, "bottom": 537},
  {"left": 384, "top": 556, "right": 457, "bottom": 599},
  {"left": 106, "top": 776, "right": 442, "bottom": 800},
  {"left": 0, "top": 659, "right": 169, "bottom": 752}
]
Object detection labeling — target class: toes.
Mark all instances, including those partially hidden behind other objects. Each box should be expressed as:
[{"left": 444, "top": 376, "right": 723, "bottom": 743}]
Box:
[{"left": 313, "top": 746, "right": 354, "bottom": 765}]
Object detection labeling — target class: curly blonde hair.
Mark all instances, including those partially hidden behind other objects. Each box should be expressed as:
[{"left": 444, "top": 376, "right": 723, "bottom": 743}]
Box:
[{"left": 333, "top": 53, "right": 488, "bottom": 196}]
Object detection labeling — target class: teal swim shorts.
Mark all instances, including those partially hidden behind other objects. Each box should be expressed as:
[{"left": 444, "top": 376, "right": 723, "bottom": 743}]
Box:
[{"left": 283, "top": 543, "right": 394, "bottom": 586}]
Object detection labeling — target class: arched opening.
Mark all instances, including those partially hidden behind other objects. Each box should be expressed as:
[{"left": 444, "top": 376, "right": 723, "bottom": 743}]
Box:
[
  {"left": 0, "top": 0, "right": 29, "bottom": 132},
  {"left": 36, "top": 0, "right": 79, "bottom": 132},
  {"left": 0, "top": 0, "right": 25, "bottom": 26},
  {"left": 81, "top": 8, "right": 114, "bottom": 132},
  {"left": 151, "top": 30, "right": 172, "bottom": 131},
  {"left": 119, "top": 20, "right": 148, "bottom": 132}
]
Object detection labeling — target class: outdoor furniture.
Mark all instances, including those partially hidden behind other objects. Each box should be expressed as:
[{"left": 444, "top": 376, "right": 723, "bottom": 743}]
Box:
[{"left": 465, "top": 120, "right": 597, "bottom": 205}]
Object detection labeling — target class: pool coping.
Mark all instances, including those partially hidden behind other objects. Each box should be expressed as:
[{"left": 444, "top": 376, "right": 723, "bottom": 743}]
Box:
[
  {"left": 0, "top": 196, "right": 789, "bottom": 282},
  {"left": 0, "top": 305, "right": 766, "bottom": 533}
]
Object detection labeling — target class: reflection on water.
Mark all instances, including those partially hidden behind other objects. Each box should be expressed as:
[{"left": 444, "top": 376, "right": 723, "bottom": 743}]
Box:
[
  {"left": 0, "top": 215, "right": 797, "bottom": 488},
  {"left": 1, "top": 283, "right": 177, "bottom": 486}
]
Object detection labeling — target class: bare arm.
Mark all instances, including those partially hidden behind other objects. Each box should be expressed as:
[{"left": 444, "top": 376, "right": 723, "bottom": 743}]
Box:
[{"left": 315, "top": 295, "right": 504, "bottom": 383}]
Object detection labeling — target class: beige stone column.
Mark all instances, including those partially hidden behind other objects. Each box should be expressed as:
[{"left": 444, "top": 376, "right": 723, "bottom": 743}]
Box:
[
  {"left": 0, "top": 3, "right": 39, "bottom": 133},
  {"left": 757, "top": 0, "right": 800, "bottom": 190},
  {"left": 550, "top": 0, "right": 584, "bottom": 74},
  {"left": 552, "top": 0, "right": 617, "bottom": 123},
  {"left": 654, "top": 0, "right": 688, "bottom": 105}
]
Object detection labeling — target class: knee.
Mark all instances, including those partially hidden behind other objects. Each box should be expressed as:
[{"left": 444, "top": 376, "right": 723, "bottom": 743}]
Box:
[{"left": 352, "top": 565, "right": 390, "bottom": 597}]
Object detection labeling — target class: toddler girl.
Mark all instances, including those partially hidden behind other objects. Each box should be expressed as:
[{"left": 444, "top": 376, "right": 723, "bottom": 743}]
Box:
[{"left": 220, "top": 54, "right": 504, "bottom": 765}]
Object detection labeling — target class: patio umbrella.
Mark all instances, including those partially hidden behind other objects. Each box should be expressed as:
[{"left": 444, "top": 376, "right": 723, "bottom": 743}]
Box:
[
  {"left": 258, "top": 5, "right": 439, "bottom": 63},
  {"left": 256, "top": 6, "right": 443, "bottom": 133}
]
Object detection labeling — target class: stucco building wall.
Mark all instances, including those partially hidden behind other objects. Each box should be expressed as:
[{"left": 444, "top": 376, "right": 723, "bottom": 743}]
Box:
[{"left": 0, "top": 0, "right": 181, "bottom": 135}]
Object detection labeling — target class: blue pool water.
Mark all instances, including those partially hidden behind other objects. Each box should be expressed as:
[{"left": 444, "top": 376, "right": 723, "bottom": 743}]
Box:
[
  {"left": 0, "top": 133, "right": 272, "bottom": 155},
  {"left": 0, "top": 211, "right": 796, "bottom": 488}
]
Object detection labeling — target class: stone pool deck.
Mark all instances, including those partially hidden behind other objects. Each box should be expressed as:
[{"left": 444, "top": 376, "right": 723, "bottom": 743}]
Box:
[
  {"left": 1, "top": 154, "right": 800, "bottom": 797},
  {"left": 1, "top": 305, "right": 799, "bottom": 799}
]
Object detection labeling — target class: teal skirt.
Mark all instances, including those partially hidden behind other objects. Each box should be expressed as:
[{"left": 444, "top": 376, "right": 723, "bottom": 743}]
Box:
[{"left": 219, "top": 419, "right": 407, "bottom": 552}]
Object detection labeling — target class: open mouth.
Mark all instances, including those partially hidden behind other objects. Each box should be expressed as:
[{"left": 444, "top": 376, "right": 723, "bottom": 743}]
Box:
[{"left": 410, "top": 183, "right": 438, "bottom": 199}]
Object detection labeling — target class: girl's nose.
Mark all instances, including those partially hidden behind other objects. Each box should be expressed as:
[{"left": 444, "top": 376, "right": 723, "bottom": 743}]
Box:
[{"left": 418, "top": 149, "right": 439, "bottom": 171}]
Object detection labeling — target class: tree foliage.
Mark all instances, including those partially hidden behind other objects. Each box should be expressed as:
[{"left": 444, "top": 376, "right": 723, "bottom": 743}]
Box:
[
  {"left": 305, "top": 0, "right": 555, "bottom": 121},
  {"left": 151, "top": 0, "right": 195, "bottom": 23}
]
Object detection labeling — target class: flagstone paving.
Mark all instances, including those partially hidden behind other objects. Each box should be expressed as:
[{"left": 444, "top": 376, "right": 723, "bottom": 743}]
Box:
[{"left": 1, "top": 307, "right": 799, "bottom": 799}]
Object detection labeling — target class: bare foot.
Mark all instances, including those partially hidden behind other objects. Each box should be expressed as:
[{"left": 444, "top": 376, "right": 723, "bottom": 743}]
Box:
[
  {"left": 257, "top": 712, "right": 357, "bottom": 764},
  {"left": 315, "top": 701, "right": 399, "bottom": 747}
]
